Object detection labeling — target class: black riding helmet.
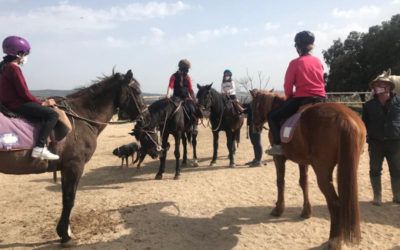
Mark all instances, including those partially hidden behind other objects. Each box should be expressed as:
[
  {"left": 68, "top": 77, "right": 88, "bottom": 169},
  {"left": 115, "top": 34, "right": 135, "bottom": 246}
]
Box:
[
  {"left": 294, "top": 31, "right": 315, "bottom": 48},
  {"left": 178, "top": 59, "right": 191, "bottom": 70}
]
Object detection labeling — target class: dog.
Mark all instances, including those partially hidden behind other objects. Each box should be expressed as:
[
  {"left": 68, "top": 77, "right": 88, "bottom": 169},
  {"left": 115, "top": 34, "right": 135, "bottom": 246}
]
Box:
[{"left": 112, "top": 142, "right": 140, "bottom": 168}]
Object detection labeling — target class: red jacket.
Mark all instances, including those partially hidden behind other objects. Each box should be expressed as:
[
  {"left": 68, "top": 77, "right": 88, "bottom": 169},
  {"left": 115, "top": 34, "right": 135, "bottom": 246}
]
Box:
[
  {"left": 0, "top": 63, "right": 41, "bottom": 110},
  {"left": 284, "top": 54, "right": 326, "bottom": 98}
]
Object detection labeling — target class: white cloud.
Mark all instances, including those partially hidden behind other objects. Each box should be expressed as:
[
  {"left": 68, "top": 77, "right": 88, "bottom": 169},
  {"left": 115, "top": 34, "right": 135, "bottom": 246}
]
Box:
[
  {"left": 296, "top": 21, "right": 305, "bottom": 26},
  {"left": 244, "top": 36, "right": 279, "bottom": 47},
  {"left": 140, "top": 27, "right": 165, "bottom": 46},
  {"left": 332, "top": 5, "right": 381, "bottom": 19},
  {"left": 186, "top": 26, "right": 242, "bottom": 42},
  {"left": 264, "top": 22, "right": 280, "bottom": 31},
  {"left": 0, "top": 1, "right": 190, "bottom": 34},
  {"left": 105, "top": 36, "right": 129, "bottom": 48},
  {"left": 391, "top": 0, "right": 400, "bottom": 4}
]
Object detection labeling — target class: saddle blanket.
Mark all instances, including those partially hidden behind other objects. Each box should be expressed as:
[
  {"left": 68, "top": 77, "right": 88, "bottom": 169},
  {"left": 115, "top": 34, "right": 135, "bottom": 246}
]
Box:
[
  {"left": 0, "top": 107, "right": 71, "bottom": 151},
  {"left": 280, "top": 112, "right": 301, "bottom": 143},
  {"left": 0, "top": 112, "right": 38, "bottom": 150}
]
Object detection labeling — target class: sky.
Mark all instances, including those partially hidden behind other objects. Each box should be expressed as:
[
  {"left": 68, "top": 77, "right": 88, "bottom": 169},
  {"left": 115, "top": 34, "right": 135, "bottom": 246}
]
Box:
[{"left": 0, "top": 0, "right": 399, "bottom": 93}]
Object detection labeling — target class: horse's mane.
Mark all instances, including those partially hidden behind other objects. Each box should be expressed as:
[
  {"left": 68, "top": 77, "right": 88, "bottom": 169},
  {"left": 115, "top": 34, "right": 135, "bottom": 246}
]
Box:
[
  {"left": 67, "top": 71, "right": 141, "bottom": 99},
  {"left": 252, "top": 89, "right": 285, "bottom": 112}
]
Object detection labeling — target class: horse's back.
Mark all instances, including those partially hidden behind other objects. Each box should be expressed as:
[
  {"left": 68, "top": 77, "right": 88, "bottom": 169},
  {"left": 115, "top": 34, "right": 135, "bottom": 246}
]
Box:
[{"left": 286, "top": 102, "right": 365, "bottom": 165}]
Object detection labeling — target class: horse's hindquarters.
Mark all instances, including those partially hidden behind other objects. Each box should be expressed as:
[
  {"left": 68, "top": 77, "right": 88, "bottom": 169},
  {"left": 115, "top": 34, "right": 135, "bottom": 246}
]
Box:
[{"left": 0, "top": 150, "right": 48, "bottom": 174}]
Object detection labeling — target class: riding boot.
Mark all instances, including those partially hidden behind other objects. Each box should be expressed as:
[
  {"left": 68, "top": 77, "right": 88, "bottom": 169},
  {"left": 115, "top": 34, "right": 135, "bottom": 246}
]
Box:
[
  {"left": 266, "top": 144, "right": 283, "bottom": 156},
  {"left": 370, "top": 176, "right": 382, "bottom": 206},
  {"left": 390, "top": 178, "right": 400, "bottom": 204}
]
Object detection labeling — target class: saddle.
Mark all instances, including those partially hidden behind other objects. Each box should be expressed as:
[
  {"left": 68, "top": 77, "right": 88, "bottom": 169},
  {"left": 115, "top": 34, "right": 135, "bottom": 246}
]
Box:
[
  {"left": 280, "top": 103, "right": 316, "bottom": 143},
  {"left": 0, "top": 104, "right": 72, "bottom": 151}
]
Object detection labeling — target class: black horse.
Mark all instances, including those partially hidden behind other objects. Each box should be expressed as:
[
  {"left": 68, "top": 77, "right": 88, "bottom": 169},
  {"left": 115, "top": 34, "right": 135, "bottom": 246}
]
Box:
[
  {"left": 0, "top": 70, "right": 146, "bottom": 246},
  {"left": 196, "top": 84, "right": 244, "bottom": 167},
  {"left": 136, "top": 97, "right": 199, "bottom": 180}
]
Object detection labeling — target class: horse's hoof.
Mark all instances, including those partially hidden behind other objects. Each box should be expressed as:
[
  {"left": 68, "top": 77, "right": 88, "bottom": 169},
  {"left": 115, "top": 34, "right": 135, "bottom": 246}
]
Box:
[
  {"left": 327, "top": 238, "right": 342, "bottom": 250},
  {"left": 155, "top": 174, "right": 163, "bottom": 180},
  {"left": 174, "top": 175, "right": 180, "bottom": 180},
  {"left": 229, "top": 163, "right": 236, "bottom": 168},
  {"left": 192, "top": 161, "right": 199, "bottom": 168},
  {"left": 300, "top": 211, "right": 311, "bottom": 219},
  {"left": 270, "top": 207, "right": 283, "bottom": 217},
  {"left": 181, "top": 162, "right": 188, "bottom": 168},
  {"left": 60, "top": 238, "right": 77, "bottom": 248},
  {"left": 209, "top": 162, "right": 216, "bottom": 167}
]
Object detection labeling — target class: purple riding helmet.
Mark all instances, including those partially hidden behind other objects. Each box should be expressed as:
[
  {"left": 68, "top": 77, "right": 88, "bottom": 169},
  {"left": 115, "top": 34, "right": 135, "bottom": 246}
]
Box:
[{"left": 2, "top": 36, "right": 31, "bottom": 56}]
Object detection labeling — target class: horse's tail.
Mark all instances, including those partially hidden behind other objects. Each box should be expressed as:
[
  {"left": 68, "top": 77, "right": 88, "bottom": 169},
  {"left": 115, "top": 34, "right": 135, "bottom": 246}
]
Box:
[
  {"left": 234, "top": 129, "right": 240, "bottom": 148},
  {"left": 337, "top": 116, "right": 363, "bottom": 245}
]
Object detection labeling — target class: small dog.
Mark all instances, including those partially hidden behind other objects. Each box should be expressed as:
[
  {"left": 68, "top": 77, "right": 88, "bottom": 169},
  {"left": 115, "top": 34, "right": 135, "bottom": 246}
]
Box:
[{"left": 112, "top": 142, "right": 140, "bottom": 168}]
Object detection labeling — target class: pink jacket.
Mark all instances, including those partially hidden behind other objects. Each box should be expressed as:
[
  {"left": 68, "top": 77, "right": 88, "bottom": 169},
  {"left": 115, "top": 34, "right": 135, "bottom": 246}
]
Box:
[{"left": 284, "top": 54, "right": 326, "bottom": 98}]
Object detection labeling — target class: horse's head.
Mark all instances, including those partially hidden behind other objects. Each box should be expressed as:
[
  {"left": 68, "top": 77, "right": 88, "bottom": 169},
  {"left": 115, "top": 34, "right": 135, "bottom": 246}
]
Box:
[
  {"left": 130, "top": 116, "right": 168, "bottom": 159},
  {"left": 250, "top": 89, "right": 279, "bottom": 133},
  {"left": 196, "top": 83, "right": 213, "bottom": 115},
  {"left": 115, "top": 70, "right": 146, "bottom": 121}
]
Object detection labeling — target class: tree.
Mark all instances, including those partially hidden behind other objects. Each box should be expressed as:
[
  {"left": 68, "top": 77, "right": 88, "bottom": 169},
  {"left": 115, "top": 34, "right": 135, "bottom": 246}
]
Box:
[{"left": 323, "top": 14, "right": 400, "bottom": 92}]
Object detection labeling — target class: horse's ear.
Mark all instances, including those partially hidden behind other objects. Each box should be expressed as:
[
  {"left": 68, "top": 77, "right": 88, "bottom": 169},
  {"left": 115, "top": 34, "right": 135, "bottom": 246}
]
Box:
[
  {"left": 206, "top": 83, "right": 213, "bottom": 90},
  {"left": 125, "top": 70, "right": 133, "bottom": 82},
  {"left": 197, "top": 83, "right": 202, "bottom": 89},
  {"left": 269, "top": 88, "right": 274, "bottom": 93},
  {"left": 249, "top": 89, "right": 256, "bottom": 98}
]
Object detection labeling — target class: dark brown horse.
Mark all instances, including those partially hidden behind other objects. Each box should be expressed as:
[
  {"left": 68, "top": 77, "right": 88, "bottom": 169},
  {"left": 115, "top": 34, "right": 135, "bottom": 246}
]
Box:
[
  {"left": 250, "top": 89, "right": 365, "bottom": 249},
  {"left": 0, "top": 70, "right": 146, "bottom": 246},
  {"left": 196, "top": 84, "right": 244, "bottom": 167},
  {"left": 134, "top": 97, "right": 199, "bottom": 180}
]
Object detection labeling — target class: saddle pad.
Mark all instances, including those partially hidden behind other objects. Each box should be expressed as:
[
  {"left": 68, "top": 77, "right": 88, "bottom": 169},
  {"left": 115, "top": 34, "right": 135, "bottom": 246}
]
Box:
[
  {"left": 0, "top": 112, "right": 38, "bottom": 151},
  {"left": 280, "top": 112, "right": 301, "bottom": 143}
]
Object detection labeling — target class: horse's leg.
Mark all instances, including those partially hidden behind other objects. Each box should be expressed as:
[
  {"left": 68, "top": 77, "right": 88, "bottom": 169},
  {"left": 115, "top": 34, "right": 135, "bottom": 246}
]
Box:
[
  {"left": 56, "top": 164, "right": 84, "bottom": 245},
  {"left": 299, "top": 164, "right": 311, "bottom": 219},
  {"left": 226, "top": 131, "right": 235, "bottom": 168},
  {"left": 181, "top": 133, "right": 188, "bottom": 167},
  {"left": 313, "top": 165, "right": 341, "bottom": 249},
  {"left": 192, "top": 130, "right": 199, "bottom": 167},
  {"left": 173, "top": 132, "right": 182, "bottom": 180},
  {"left": 271, "top": 155, "right": 286, "bottom": 217},
  {"left": 210, "top": 131, "right": 219, "bottom": 167},
  {"left": 155, "top": 134, "right": 169, "bottom": 180}
]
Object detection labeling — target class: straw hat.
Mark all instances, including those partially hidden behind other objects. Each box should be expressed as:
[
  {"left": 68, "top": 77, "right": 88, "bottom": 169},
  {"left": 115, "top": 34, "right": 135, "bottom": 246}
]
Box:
[{"left": 369, "top": 69, "right": 395, "bottom": 90}]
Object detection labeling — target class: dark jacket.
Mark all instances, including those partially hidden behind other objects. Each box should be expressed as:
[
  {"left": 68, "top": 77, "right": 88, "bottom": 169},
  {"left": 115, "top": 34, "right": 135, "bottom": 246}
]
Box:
[{"left": 362, "top": 95, "right": 400, "bottom": 141}]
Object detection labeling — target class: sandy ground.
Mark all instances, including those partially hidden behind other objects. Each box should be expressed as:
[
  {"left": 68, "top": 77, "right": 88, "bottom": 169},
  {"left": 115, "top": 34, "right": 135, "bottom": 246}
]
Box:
[{"left": 0, "top": 122, "right": 399, "bottom": 250}]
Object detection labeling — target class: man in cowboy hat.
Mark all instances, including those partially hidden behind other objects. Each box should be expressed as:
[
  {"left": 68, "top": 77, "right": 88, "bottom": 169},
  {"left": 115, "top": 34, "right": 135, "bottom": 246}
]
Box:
[{"left": 362, "top": 69, "right": 400, "bottom": 205}]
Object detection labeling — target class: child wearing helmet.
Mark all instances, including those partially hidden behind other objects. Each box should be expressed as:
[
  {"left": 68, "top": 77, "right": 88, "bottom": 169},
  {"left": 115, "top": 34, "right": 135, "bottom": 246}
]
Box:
[
  {"left": 221, "top": 69, "right": 244, "bottom": 114},
  {"left": 166, "top": 59, "right": 198, "bottom": 131},
  {"left": 0, "top": 36, "right": 60, "bottom": 160},
  {"left": 266, "top": 31, "right": 326, "bottom": 155}
]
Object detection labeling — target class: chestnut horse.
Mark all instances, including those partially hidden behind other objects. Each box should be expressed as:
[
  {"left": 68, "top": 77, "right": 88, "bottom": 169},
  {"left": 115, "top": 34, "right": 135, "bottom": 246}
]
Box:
[
  {"left": 250, "top": 89, "right": 366, "bottom": 249},
  {"left": 0, "top": 70, "right": 146, "bottom": 246}
]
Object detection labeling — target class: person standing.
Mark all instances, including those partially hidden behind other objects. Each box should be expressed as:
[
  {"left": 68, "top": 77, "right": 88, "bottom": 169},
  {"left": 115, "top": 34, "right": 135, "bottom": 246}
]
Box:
[
  {"left": 362, "top": 70, "right": 400, "bottom": 205},
  {"left": 243, "top": 102, "right": 262, "bottom": 167}
]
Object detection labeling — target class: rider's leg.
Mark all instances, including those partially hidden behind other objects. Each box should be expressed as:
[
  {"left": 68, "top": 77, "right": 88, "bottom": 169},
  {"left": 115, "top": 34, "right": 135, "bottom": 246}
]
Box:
[{"left": 15, "top": 102, "right": 60, "bottom": 160}]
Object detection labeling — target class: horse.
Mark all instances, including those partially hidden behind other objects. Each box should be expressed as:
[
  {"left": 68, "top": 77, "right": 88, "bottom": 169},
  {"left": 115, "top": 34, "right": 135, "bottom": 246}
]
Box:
[
  {"left": 135, "top": 97, "right": 199, "bottom": 180},
  {"left": 250, "top": 89, "right": 366, "bottom": 249},
  {"left": 196, "top": 83, "right": 244, "bottom": 168},
  {"left": 0, "top": 69, "right": 146, "bottom": 246}
]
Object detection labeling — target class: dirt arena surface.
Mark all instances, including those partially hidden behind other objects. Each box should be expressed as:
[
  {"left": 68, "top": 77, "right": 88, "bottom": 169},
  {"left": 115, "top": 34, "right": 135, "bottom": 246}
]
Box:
[{"left": 0, "top": 122, "right": 399, "bottom": 250}]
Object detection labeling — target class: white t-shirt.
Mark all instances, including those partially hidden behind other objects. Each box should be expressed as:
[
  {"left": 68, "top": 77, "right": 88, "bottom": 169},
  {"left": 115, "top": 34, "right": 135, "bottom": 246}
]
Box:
[{"left": 221, "top": 80, "right": 236, "bottom": 95}]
